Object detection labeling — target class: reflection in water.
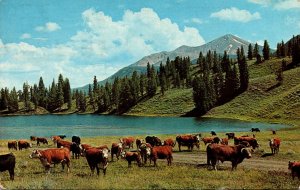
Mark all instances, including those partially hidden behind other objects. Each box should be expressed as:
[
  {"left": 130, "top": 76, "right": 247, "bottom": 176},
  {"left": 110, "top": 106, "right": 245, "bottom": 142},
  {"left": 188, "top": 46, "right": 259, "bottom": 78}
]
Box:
[{"left": 0, "top": 114, "right": 287, "bottom": 139}]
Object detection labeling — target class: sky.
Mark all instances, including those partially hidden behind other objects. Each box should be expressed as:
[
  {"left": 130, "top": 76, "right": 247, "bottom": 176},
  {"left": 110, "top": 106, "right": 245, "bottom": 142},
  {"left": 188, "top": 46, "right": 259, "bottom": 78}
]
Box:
[{"left": 0, "top": 0, "right": 299, "bottom": 90}]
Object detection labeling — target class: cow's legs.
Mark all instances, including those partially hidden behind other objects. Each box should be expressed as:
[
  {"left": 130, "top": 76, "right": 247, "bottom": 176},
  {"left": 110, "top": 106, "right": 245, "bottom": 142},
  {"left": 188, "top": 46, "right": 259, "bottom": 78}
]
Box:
[
  {"left": 178, "top": 144, "right": 181, "bottom": 152},
  {"left": 9, "top": 169, "right": 14, "bottom": 180},
  {"left": 96, "top": 166, "right": 100, "bottom": 176}
]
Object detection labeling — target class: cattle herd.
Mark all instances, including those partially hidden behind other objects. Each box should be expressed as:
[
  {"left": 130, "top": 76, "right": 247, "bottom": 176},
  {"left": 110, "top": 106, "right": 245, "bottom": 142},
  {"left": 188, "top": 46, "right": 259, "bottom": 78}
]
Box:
[{"left": 0, "top": 127, "right": 300, "bottom": 184}]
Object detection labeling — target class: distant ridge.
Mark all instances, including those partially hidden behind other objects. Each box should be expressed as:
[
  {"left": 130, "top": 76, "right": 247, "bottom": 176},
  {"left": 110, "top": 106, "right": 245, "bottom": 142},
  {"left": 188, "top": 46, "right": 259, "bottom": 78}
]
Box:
[{"left": 78, "top": 34, "right": 264, "bottom": 91}]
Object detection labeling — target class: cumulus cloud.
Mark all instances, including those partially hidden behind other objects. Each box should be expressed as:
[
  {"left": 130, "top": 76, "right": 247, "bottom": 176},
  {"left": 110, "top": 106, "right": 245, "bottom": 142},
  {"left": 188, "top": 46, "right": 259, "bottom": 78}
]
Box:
[
  {"left": 20, "top": 33, "right": 31, "bottom": 39},
  {"left": 210, "top": 7, "right": 261, "bottom": 23},
  {"left": 274, "top": 0, "right": 300, "bottom": 10},
  {"left": 35, "top": 22, "right": 61, "bottom": 32},
  {"left": 248, "top": 0, "right": 271, "bottom": 6},
  {"left": 0, "top": 8, "right": 205, "bottom": 89}
]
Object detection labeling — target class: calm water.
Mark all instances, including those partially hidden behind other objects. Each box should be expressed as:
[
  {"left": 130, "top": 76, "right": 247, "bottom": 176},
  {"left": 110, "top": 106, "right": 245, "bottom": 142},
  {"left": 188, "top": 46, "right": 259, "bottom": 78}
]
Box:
[{"left": 0, "top": 114, "right": 287, "bottom": 139}]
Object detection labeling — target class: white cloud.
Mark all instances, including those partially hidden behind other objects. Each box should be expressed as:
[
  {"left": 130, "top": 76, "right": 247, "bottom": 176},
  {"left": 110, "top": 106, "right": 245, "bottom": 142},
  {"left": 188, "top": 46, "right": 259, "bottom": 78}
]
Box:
[
  {"left": 0, "top": 8, "right": 205, "bottom": 89},
  {"left": 248, "top": 0, "right": 271, "bottom": 6},
  {"left": 20, "top": 33, "right": 31, "bottom": 39},
  {"left": 274, "top": 0, "right": 300, "bottom": 10},
  {"left": 210, "top": 7, "right": 261, "bottom": 23},
  {"left": 35, "top": 22, "right": 61, "bottom": 32}
]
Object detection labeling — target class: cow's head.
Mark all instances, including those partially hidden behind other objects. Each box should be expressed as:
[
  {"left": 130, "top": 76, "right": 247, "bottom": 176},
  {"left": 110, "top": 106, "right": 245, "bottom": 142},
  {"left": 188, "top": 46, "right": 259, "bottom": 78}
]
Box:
[
  {"left": 29, "top": 150, "right": 41, "bottom": 159},
  {"left": 102, "top": 148, "right": 109, "bottom": 159},
  {"left": 241, "top": 148, "right": 252, "bottom": 159}
]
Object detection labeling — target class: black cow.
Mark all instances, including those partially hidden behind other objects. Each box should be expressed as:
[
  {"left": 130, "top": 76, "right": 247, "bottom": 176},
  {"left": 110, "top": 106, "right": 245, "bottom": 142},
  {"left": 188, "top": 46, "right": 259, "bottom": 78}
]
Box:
[
  {"left": 0, "top": 153, "right": 16, "bottom": 180},
  {"left": 58, "top": 135, "right": 66, "bottom": 139},
  {"left": 211, "top": 131, "right": 217, "bottom": 136},
  {"left": 70, "top": 142, "right": 82, "bottom": 159},
  {"left": 72, "top": 136, "right": 81, "bottom": 144},
  {"left": 251, "top": 128, "right": 260, "bottom": 132},
  {"left": 145, "top": 136, "right": 162, "bottom": 147}
]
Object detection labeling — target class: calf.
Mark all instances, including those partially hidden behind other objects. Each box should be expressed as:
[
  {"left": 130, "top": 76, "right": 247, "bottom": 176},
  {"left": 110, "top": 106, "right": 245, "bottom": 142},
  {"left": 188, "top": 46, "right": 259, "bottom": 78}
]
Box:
[
  {"left": 7, "top": 141, "right": 18, "bottom": 150},
  {"left": 225, "top": 132, "right": 235, "bottom": 139},
  {"left": 120, "top": 137, "right": 135, "bottom": 149},
  {"left": 163, "top": 138, "right": 176, "bottom": 147},
  {"left": 150, "top": 145, "right": 173, "bottom": 167},
  {"left": 0, "top": 153, "right": 16, "bottom": 180},
  {"left": 29, "top": 148, "right": 70, "bottom": 173},
  {"left": 84, "top": 148, "right": 109, "bottom": 176},
  {"left": 37, "top": 137, "right": 48, "bottom": 146},
  {"left": 18, "top": 140, "right": 32, "bottom": 150},
  {"left": 70, "top": 142, "right": 82, "bottom": 159},
  {"left": 111, "top": 143, "right": 123, "bottom": 161},
  {"left": 176, "top": 134, "right": 201, "bottom": 151},
  {"left": 207, "top": 144, "right": 252, "bottom": 171},
  {"left": 72, "top": 136, "right": 81, "bottom": 145},
  {"left": 139, "top": 143, "right": 152, "bottom": 164},
  {"left": 121, "top": 151, "right": 142, "bottom": 167},
  {"left": 269, "top": 138, "right": 281, "bottom": 154},
  {"left": 288, "top": 161, "right": 300, "bottom": 180}
]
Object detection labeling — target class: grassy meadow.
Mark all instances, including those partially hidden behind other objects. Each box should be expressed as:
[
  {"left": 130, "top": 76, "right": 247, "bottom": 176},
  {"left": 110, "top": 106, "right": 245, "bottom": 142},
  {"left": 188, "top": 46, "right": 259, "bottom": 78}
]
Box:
[{"left": 1, "top": 128, "right": 300, "bottom": 189}]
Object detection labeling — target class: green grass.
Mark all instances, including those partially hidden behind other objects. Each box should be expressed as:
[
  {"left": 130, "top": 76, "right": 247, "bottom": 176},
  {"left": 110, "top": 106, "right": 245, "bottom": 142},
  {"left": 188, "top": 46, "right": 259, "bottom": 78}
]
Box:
[{"left": 1, "top": 130, "right": 300, "bottom": 189}]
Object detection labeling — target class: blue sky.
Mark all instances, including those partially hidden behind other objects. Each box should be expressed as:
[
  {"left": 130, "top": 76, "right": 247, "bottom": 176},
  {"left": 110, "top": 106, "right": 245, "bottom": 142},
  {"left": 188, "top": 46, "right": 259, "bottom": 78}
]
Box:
[{"left": 0, "top": 0, "right": 299, "bottom": 90}]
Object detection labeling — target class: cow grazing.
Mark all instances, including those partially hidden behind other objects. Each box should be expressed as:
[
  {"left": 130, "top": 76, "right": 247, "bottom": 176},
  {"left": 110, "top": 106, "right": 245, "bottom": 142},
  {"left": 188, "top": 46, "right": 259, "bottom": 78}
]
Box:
[
  {"left": 288, "top": 161, "right": 300, "bottom": 180},
  {"left": 251, "top": 128, "right": 260, "bottom": 132},
  {"left": 18, "top": 140, "right": 32, "bottom": 150},
  {"left": 30, "top": 136, "right": 37, "bottom": 141},
  {"left": 120, "top": 137, "right": 135, "bottom": 149},
  {"left": 136, "top": 138, "right": 143, "bottom": 149},
  {"left": 220, "top": 138, "right": 229, "bottom": 145},
  {"left": 0, "top": 153, "right": 16, "bottom": 180},
  {"left": 58, "top": 135, "right": 66, "bottom": 139},
  {"left": 138, "top": 143, "right": 152, "bottom": 164},
  {"left": 206, "top": 144, "right": 252, "bottom": 171},
  {"left": 164, "top": 138, "right": 176, "bottom": 147},
  {"left": 111, "top": 143, "right": 123, "bottom": 161},
  {"left": 211, "top": 131, "right": 217, "bottom": 136},
  {"left": 201, "top": 137, "right": 221, "bottom": 145},
  {"left": 234, "top": 137, "right": 259, "bottom": 149},
  {"left": 84, "top": 148, "right": 109, "bottom": 176},
  {"left": 225, "top": 133, "right": 235, "bottom": 139},
  {"left": 29, "top": 148, "right": 70, "bottom": 173},
  {"left": 269, "top": 138, "right": 281, "bottom": 154},
  {"left": 70, "top": 142, "right": 82, "bottom": 159},
  {"left": 121, "top": 151, "right": 142, "bottom": 167},
  {"left": 7, "top": 141, "right": 18, "bottom": 150},
  {"left": 272, "top": 130, "right": 276, "bottom": 135},
  {"left": 37, "top": 137, "right": 48, "bottom": 146},
  {"left": 176, "top": 134, "right": 201, "bottom": 152},
  {"left": 51, "top": 136, "right": 62, "bottom": 145},
  {"left": 72, "top": 136, "right": 81, "bottom": 145},
  {"left": 150, "top": 145, "right": 173, "bottom": 167},
  {"left": 145, "top": 136, "right": 162, "bottom": 147},
  {"left": 57, "top": 140, "right": 72, "bottom": 150}
]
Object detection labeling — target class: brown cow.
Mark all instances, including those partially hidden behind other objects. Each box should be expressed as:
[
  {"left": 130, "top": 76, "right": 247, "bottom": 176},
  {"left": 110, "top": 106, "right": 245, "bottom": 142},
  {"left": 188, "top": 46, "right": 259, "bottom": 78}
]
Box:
[
  {"left": 234, "top": 136, "right": 259, "bottom": 149},
  {"left": 111, "top": 143, "right": 123, "bottom": 161},
  {"left": 29, "top": 148, "right": 70, "bottom": 173},
  {"left": 56, "top": 140, "right": 72, "bottom": 150},
  {"left": 7, "top": 141, "right": 18, "bottom": 150},
  {"left": 121, "top": 151, "right": 142, "bottom": 167},
  {"left": 120, "top": 137, "right": 135, "bottom": 149},
  {"left": 220, "top": 138, "right": 229, "bottom": 145},
  {"left": 81, "top": 143, "right": 92, "bottom": 151},
  {"left": 288, "top": 161, "right": 300, "bottom": 180},
  {"left": 202, "top": 137, "right": 221, "bottom": 145},
  {"left": 51, "top": 136, "right": 62, "bottom": 145},
  {"left": 176, "top": 134, "right": 201, "bottom": 151},
  {"left": 164, "top": 138, "right": 176, "bottom": 147},
  {"left": 138, "top": 143, "right": 152, "bottom": 164},
  {"left": 18, "top": 140, "right": 32, "bottom": 150},
  {"left": 84, "top": 148, "right": 109, "bottom": 176},
  {"left": 37, "top": 137, "right": 48, "bottom": 146},
  {"left": 136, "top": 138, "right": 143, "bottom": 149},
  {"left": 145, "top": 136, "right": 162, "bottom": 147},
  {"left": 206, "top": 144, "right": 252, "bottom": 170},
  {"left": 269, "top": 138, "right": 281, "bottom": 154},
  {"left": 150, "top": 145, "right": 173, "bottom": 167}
]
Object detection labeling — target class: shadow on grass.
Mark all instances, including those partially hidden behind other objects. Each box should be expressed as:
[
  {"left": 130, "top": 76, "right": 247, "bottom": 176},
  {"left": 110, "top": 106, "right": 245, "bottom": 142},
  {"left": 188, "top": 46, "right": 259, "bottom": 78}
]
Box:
[{"left": 261, "top": 153, "right": 274, "bottom": 157}]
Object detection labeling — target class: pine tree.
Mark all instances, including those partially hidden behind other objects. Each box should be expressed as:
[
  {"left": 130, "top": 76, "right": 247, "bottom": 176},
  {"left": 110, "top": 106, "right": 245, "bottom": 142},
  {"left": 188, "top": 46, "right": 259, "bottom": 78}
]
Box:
[
  {"left": 213, "top": 54, "right": 224, "bottom": 104},
  {"left": 57, "top": 77, "right": 64, "bottom": 110},
  {"left": 38, "top": 77, "right": 47, "bottom": 108},
  {"left": 93, "top": 76, "right": 98, "bottom": 94},
  {"left": 280, "top": 40, "right": 286, "bottom": 57},
  {"left": 0, "top": 88, "right": 8, "bottom": 110},
  {"left": 88, "top": 84, "right": 95, "bottom": 111},
  {"left": 139, "top": 74, "right": 146, "bottom": 96},
  {"left": 263, "top": 40, "right": 270, "bottom": 60},
  {"left": 112, "top": 77, "right": 121, "bottom": 111},
  {"left": 253, "top": 43, "right": 259, "bottom": 58},
  {"left": 8, "top": 87, "right": 19, "bottom": 113},
  {"left": 64, "top": 78, "right": 72, "bottom": 110},
  {"left": 192, "top": 75, "right": 208, "bottom": 115},
  {"left": 32, "top": 84, "right": 38, "bottom": 110},
  {"left": 221, "top": 51, "right": 229, "bottom": 72},
  {"left": 238, "top": 46, "right": 249, "bottom": 92},
  {"left": 23, "top": 82, "right": 31, "bottom": 111},
  {"left": 47, "top": 79, "right": 58, "bottom": 112},
  {"left": 248, "top": 44, "right": 253, "bottom": 60},
  {"left": 159, "top": 62, "right": 167, "bottom": 95},
  {"left": 131, "top": 71, "right": 140, "bottom": 103},
  {"left": 147, "top": 65, "right": 157, "bottom": 96}
]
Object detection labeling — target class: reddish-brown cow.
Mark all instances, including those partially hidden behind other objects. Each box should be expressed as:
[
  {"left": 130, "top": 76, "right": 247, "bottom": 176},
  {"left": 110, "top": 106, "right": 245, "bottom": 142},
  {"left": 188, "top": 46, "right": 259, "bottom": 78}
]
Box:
[
  {"left": 202, "top": 137, "right": 221, "bottom": 145},
  {"left": 18, "top": 140, "right": 32, "bottom": 150},
  {"left": 176, "top": 134, "right": 201, "bottom": 152},
  {"left": 56, "top": 140, "right": 72, "bottom": 150},
  {"left": 81, "top": 143, "right": 92, "bottom": 151},
  {"left": 29, "top": 148, "right": 70, "bottom": 173},
  {"left": 120, "top": 137, "right": 135, "bottom": 149},
  {"left": 269, "top": 138, "right": 281, "bottom": 154},
  {"left": 84, "top": 148, "right": 109, "bottom": 176},
  {"left": 150, "top": 145, "right": 173, "bottom": 167},
  {"left": 111, "top": 143, "right": 123, "bottom": 161},
  {"left": 7, "top": 141, "right": 18, "bottom": 150},
  {"left": 220, "top": 138, "right": 229, "bottom": 145},
  {"left": 138, "top": 143, "right": 152, "bottom": 164},
  {"left": 288, "top": 161, "right": 300, "bottom": 180},
  {"left": 37, "top": 137, "right": 48, "bottom": 146},
  {"left": 51, "top": 136, "right": 62, "bottom": 145},
  {"left": 234, "top": 137, "right": 259, "bottom": 149},
  {"left": 121, "top": 151, "right": 142, "bottom": 167},
  {"left": 164, "top": 138, "right": 176, "bottom": 147}
]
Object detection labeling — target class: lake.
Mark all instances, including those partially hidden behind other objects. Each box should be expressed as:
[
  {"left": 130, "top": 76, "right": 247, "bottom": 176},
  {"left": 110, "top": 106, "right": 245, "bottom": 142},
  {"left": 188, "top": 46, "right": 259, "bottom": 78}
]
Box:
[{"left": 0, "top": 114, "right": 287, "bottom": 139}]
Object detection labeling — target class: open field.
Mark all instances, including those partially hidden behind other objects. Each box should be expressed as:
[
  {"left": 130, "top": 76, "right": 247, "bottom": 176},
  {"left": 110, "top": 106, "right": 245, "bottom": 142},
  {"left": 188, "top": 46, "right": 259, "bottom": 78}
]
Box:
[{"left": 1, "top": 129, "right": 300, "bottom": 189}]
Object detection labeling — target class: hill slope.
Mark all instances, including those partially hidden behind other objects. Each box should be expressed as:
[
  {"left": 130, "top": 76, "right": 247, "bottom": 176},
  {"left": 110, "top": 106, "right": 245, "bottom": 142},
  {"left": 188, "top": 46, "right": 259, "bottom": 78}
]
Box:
[{"left": 127, "top": 58, "right": 300, "bottom": 124}]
